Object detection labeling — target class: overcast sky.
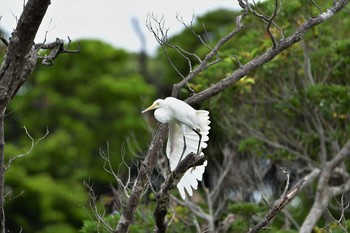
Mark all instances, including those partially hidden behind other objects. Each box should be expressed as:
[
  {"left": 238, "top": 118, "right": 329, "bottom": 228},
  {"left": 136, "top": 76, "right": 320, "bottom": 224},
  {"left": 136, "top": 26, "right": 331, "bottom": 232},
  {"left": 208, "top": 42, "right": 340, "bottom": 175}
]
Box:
[{"left": 1, "top": 1, "right": 240, "bottom": 55}]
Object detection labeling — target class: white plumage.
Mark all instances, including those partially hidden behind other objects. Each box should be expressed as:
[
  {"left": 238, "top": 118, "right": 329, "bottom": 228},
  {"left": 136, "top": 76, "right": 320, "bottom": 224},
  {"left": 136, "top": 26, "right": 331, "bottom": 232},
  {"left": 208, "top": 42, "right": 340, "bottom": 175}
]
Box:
[{"left": 142, "top": 97, "right": 210, "bottom": 199}]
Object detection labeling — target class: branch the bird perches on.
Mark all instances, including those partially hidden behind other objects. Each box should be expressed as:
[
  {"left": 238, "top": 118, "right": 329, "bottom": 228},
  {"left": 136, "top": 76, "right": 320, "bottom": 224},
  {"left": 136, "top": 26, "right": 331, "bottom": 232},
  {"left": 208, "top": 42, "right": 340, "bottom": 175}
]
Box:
[{"left": 154, "top": 152, "right": 206, "bottom": 233}]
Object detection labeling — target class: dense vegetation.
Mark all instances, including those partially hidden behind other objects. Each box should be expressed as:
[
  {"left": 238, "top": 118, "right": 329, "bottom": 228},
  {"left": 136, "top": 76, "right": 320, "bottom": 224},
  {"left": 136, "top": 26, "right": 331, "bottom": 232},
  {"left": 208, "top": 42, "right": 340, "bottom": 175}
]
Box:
[{"left": 1, "top": 0, "right": 349, "bottom": 232}]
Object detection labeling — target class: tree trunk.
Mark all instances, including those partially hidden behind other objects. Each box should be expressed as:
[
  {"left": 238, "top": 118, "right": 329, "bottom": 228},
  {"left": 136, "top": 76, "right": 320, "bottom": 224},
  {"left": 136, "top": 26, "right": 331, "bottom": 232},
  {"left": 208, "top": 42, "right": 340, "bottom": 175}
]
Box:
[
  {"left": 0, "top": 0, "right": 51, "bottom": 231},
  {"left": 0, "top": 113, "right": 5, "bottom": 233},
  {"left": 299, "top": 139, "right": 350, "bottom": 233}
]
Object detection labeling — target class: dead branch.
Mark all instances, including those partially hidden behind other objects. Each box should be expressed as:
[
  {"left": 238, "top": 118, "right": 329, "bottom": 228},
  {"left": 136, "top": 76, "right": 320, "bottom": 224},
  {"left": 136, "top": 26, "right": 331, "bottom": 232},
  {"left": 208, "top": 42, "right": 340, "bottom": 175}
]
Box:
[
  {"left": 171, "top": 195, "right": 211, "bottom": 221},
  {"left": 248, "top": 176, "right": 306, "bottom": 233},
  {"left": 35, "top": 37, "right": 80, "bottom": 66},
  {"left": 249, "top": 0, "right": 284, "bottom": 42},
  {"left": 312, "top": 0, "right": 323, "bottom": 14},
  {"left": 172, "top": 13, "right": 246, "bottom": 97},
  {"left": 6, "top": 126, "right": 49, "bottom": 170},
  {"left": 0, "top": 37, "right": 8, "bottom": 47},
  {"left": 325, "top": 193, "right": 350, "bottom": 231},
  {"left": 175, "top": 12, "right": 213, "bottom": 52},
  {"left": 217, "top": 214, "right": 236, "bottom": 233},
  {"left": 99, "top": 142, "right": 132, "bottom": 199},
  {"left": 147, "top": 12, "right": 245, "bottom": 97},
  {"left": 168, "top": 147, "right": 236, "bottom": 233},
  {"left": 116, "top": 124, "right": 168, "bottom": 233},
  {"left": 300, "top": 139, "right": 350, "bottom": 233},
  {"left": 0, "top": 2, "right": 52, "bottom": 231},
  {"left": 146, "top": 13, "right": 193, "bottom": 92},
  {"left": 265, "top": 0, "right": 280, "bottom": 48},
  {"left": 83, "top": 181, "right": 115, "bottom": 232},
  {"left": 0, "top": 17, "right": 8, "bottom": 46},
  {"left": 154, "top": 152, "right": 206, "bottom": 233}
]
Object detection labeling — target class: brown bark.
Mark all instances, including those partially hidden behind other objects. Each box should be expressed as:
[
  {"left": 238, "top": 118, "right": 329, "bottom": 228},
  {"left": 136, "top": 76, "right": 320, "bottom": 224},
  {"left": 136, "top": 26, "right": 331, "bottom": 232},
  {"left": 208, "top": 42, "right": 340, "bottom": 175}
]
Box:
[
  {"left": 154, "top": 153, "right": 206, "bottom": 233},
  {"left": 0, "top": 115, "right": 5, "bottom": 233},
  {"left": 115, "top": 125, "right": 168, "bottom": 232},
  {"left": 0, "top": 1, "right": 51, "bottom": 232}
]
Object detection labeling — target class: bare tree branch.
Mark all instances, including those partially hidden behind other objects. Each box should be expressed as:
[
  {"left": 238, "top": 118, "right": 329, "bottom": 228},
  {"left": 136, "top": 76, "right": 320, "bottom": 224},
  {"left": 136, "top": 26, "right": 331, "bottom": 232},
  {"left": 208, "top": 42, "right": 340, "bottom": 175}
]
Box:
[
  {"left": 171, "top": 196, "right": 211, "bottom": 221},
  {"left": 187, "top": 0, "right": 349, "bottom": 105},
  {"left": 36, "top": 37, "right": 80, "bottom": 66},
  {"left": 325, "top": 193, "right": 350, "bottom": 231},
  {"left": 6, "top": 126, "right": 49, "bottom": 170},
  {"left": 265, "top": 0, "right": 280, "bottom": 48},
  {"left": 0, "top": 1, "right": 52, "bottom": 231},
  {"left": 0, "top": 114, "right": 4, "bottom": 233},
  {"left": 175, "top": 12, "right": 214, "bottom": 52},
  {"left": 248, "top": 176, "right": 306, "bottom": 233},
  {"left": 154, "top": 153, "right": 206, "bottom": 233},
  {"left": 99, "top": 142, "right": 132, "bottom": 199},
  {"left": 300, "top": 139, "right": 350, "bottom": 233},
  {"left": 83, "top": 181, "right": 115, "bottom": 232},
  {"left": 116, "top": 124, "right": 168, "bottom": 233},
  {"left": 172, "top": 13, "right": 246, "bottom": 97},
  {"left": 0, "top": 36, "right": 8, "bottom": 46}
]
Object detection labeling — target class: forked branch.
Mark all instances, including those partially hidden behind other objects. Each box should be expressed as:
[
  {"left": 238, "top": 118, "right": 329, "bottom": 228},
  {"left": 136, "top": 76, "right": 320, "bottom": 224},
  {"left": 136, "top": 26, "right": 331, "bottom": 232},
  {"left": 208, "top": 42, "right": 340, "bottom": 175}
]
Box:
[
  {"left": 154, "top": 152, "right": 206, "bottom": 233},
  {"left": 6, "top": 126, "right": 49, "bottom": 170},
  {"left": 35, "top": 37, "right": 80, "bottom": 66},
  {"left": 172, "top": 13, "right": 247, "bottom": 97}
]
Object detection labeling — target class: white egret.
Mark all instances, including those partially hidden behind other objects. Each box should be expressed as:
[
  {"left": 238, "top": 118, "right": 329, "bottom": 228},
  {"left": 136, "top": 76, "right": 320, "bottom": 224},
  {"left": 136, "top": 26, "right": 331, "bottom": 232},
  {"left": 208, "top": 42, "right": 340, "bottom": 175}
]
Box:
[{"left": 142, "top": 97, "right": 210, "bottom": 199}]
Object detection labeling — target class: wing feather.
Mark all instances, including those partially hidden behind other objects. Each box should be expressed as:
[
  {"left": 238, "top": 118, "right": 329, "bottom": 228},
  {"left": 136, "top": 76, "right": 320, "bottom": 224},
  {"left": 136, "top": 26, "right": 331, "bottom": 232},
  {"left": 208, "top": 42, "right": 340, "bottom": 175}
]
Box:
[{"left": 166, "top": 110, "right": 210, "bottom": 199}]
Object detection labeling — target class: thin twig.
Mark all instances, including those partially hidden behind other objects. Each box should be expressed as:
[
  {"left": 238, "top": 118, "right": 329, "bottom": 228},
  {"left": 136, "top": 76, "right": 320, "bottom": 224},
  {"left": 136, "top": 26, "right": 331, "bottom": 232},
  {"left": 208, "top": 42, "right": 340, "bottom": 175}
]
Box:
[
  {"left": 172, "top": 12, "right": 247, "bottom": 97},
  {"left": 280, "top": 167, "right": 290, "bottom": 197},
  {"left": 176, "top": 12, "right": 213, "bottom": 51},
  {"left": 83, "top": 181, "right": 115, "bottom": 232},
  {"left": 0, "top": 36, "right": 8, "bottom": 46},
  {"left": 99, "top": 142, "right": 131, "bottom": 199},
  {"left": 266, "top": 0, "right": 280, "bottom": 48},
  {"left": 6, "top": 126, "right": 49, "bottom": 169},
  {"left": 312, "top": 0, "right": 323, "bottom": 14}
]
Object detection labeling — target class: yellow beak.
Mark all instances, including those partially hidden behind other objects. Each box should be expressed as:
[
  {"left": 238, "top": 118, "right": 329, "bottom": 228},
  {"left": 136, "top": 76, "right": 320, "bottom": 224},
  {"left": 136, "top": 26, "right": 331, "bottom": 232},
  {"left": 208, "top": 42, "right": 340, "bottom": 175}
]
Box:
[{"left": 141, "top": 103, "right": 157, "bottom": 113}]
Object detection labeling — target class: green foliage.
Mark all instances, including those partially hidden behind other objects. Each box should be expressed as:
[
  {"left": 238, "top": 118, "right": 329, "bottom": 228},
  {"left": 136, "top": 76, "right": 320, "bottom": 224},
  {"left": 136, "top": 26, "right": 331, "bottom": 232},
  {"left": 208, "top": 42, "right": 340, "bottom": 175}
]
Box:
[
  {"left": 226, "top": 202, "right": 267, "bottom": 232},
  {"left": 5, "top": 165, "right": 86, "bottom": 232},
  {"left": 80, "top": 215, "right": 119, "bottom": 233},
  {"left": 306, "top": 84, "right": 350, "bottom": 118},
  {"left": 312, "top": 221, "right": 350, "bottom": 233},
  {"left": 150, "top": 0, "right": 350, "bottom": 232},
  {"left": 2, "top": 0, "right": 350, "bottom": 232},
  {"left": 228, "top": 202, "right": 266, "bottom": 217},
  {"left": 80, "top": 202, "right": 197, "bottom": 233},
  {"left": 4, "top": 40, "right": 155, "bottom": 232},
  {"left": 238, "top": 137, "right": 264, "bottom": 157}
]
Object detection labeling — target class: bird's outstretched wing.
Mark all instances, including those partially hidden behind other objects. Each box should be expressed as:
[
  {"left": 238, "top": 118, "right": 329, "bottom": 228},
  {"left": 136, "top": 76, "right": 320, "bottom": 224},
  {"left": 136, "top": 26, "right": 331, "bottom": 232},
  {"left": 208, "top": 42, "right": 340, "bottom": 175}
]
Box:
[{"left": 166, "top": 110, "right": 210, "bottom": 199}]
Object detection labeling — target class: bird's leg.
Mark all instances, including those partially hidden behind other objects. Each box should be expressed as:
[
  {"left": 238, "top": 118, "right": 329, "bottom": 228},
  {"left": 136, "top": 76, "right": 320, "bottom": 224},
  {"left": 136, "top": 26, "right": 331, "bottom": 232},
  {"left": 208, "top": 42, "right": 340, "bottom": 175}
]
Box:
[
  {"left": 193, "top": 129, "right": 202, "bottom": 155},
  {"left": 178, "top": 134, "right": 187, "bottom": 165}
]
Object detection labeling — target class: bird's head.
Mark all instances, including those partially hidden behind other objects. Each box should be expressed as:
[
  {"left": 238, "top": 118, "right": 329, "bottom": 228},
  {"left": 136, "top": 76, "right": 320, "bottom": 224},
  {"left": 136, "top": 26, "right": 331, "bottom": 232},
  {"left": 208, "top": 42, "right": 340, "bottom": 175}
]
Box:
[{"left": 141, "top": 99, "right": 163, "bottom": 113}]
